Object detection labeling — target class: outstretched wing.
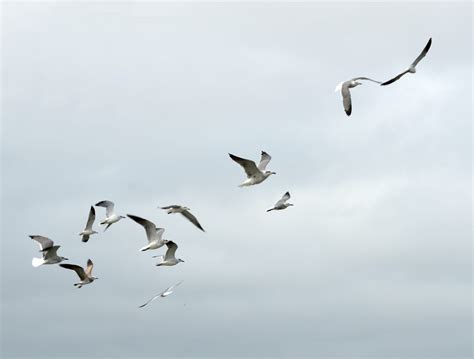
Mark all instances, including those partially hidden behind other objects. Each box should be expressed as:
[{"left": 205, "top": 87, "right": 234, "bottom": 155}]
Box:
[
  {"left": 181, "top": 210, "right": 205, "bottom": 232},
  {"left": 30, "top": 235, "right": 54, "bottom": 251},
  {"left": 138, "top": 294, "right": 162, "bottom": 308},
  {"left": 127, "top": 214, "right": 160, "bottom": 243},
  {"left": 412, "top": 37, "right": 432, "bottom": 67},
  {"left": 60, "top": 264, "right": 87, "bottom": 280},
  {"left": 160, "top": 205, "right": 180, "bottom": 210},
  {"left": 162, "top": 280, "right": 184, "bottom": 296},
  {"left": 85, "top": 259, "right": 94, "bottom": 277},
  {"left": 353, "top": 77, "right": 381, "bottom": 84},
  {"left": 229, "top": 153, "right": 260, "bottom": 178},
  {"left": 257, "top": 151, "right": 272, "bottom": 171},
  {"left": 341, "top": 83, "right": 352, "bottom": 116},
  {"left": 85, "top": 206, "right": 95, "bottom": 230},
  {"left": 95, "top": 200, "right": 115, "bottom": 217},
  {"left": 381, "top": 70, "right": 410, "bottom": 86}
]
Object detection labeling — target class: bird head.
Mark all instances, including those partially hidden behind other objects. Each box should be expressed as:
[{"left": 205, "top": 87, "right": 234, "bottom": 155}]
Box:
[
  {"left": 61, "top": 257, "right": 69, "bottom": 261},
  {"left": 265, "top": 171, "right": 276, "bottom": 176},
  {"left": 179, "top": 259, "right": 185, "bottom": 263},
  {"left": 119, "top": 216, "right": 126, "bottom": 219}
]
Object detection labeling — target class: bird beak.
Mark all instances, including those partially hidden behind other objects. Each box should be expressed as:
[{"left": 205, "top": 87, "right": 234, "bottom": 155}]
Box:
[{"left": 64, "top": 258, "right": 69, "bottom": 260}]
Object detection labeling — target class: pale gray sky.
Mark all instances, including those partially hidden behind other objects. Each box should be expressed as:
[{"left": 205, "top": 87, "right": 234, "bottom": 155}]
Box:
[{"left": 1, "top": 2, "right": 472, "bottom": 358}]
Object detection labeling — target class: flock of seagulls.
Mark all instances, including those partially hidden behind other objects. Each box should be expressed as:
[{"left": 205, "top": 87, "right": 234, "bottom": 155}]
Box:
[
  {"left": 335, "top": 38, "right": 432, "bottom": 116},
  {"left": 30, "top": 37, "right": 432, "bottom": 307}
]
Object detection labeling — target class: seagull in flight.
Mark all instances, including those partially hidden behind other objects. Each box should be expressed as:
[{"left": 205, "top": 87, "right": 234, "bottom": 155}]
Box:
[
  {"left": 60, "top": 259, "right": 98, "bottom": 288},
  {"left": 138, "top": 281, "right": 183, "bottom": 308},
  {"left": 30, "top": 235, "right": 68, "bottom": 267},
  {"left": 127, "top": 214, "right": 168, "bottom": 252},
  {"left": 229, "top": 151, "right": 276, "bottom": 187},
  {"left": 159, "top": 205, "right": 205, "bottom": 232},
  {"left": 153, "top": 241, "right": 184, "bottom": 266},
  {"left": 335, "top": 77, "right": 381, "bottom": 116},
  {"left": 267, "top": 192, "right": 294, "bottom": 212},
  {"left": 95, "top": 200, "right": 125, "bottom": 231},
  {"left": 79, "top": 206, "right": 98, "bottom": 242},
  {"left": 381, "top": 38, "right": 432, "bottom": 86}
]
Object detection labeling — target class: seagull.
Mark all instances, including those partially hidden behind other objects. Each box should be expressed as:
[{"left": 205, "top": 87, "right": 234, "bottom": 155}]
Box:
[
  {"left": 127, "top": 214, "right": 168, "bottom": 251},
  {"left": 159, "top": 205, "right": 205, "bottom": 232},
  {"left": 30, "top": 235, "right": 68, "bottom": 267},
  {"left": 153, "top": 241, "right": 184, "bottom": 266},
  {"left": 267, "top": 192, "right": 294, "bottom": 212},
  {"left": 60, "top": 259, "right": 98, "bottom": 288},
  {"left": 335, "top": 77, "right": 381, "bottom": 116},
  {"left": 229, "top": 151, "right": 276, "bottom": 187},
  {"left": 381, "top": 38, "right": 432, "bottom": 86},
  {"left": 79, "top": 206, "right": 98, "bottom": 242},
  {"left": 95, "top": 200, "right": 125, "bottom": 231},
  {"left": 138, "top": 281, "right": 183, "bottom": 308}
]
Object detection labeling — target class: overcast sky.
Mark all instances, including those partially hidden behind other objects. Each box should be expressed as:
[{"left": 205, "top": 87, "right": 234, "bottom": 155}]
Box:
[{"left": 1, "top": 2, "right": 472, "bottom": 358}]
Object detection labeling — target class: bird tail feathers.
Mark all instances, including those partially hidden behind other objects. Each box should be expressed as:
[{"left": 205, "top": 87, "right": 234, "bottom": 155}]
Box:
[{"left": 32, "top": 257, "right": 44, "bottom": 267}]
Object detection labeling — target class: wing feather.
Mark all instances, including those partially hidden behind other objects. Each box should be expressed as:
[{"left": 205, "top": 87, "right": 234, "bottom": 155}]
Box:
[
  {"left": 181, "top": 210, "right": 205, "bottom": 232},
  {"left": 229, "top": 153, "right": 260, "bottom": 178},
  {"left": 60, "top": 264, "right": 87, "bottom": 280}
]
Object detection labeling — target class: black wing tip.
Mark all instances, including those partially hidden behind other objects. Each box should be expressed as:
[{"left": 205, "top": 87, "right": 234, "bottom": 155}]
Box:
[
  {"left": 345, "top": 108, "right": 352, "bottom": 116},
  {"left": 285, "top": 191, "right": 290, "bottom": 196}
]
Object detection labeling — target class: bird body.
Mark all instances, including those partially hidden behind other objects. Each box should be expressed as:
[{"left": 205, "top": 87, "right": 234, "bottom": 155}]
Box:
[
  {"left": 335, "top": 77, "right": 381, "bottom": 116},
  {"left": 60, "top": 259, "right": 98, "bottom": 288},
  {"left": 127, "top": 214, "right": 167, "bottom": 251},
  {"left": 154, "top": 241, "right": 184, "bottom": 266},
  {"left": 95, "top": 200, "right": 125, "bottom": 231},
  {"left": 30, "top": 235, "right": 68, "bottom": 267},
  {"left": 138, "top": 281, "right": 183, "bottom": 308},
  {"left": 267, "top": 192, "right": 294, "bottom": 212},
  {"left": 229, "top": 151, "right": 276, "bottom": 187},
  {"left": 159, "top": 205, "right": 205, "bottom": 232}
]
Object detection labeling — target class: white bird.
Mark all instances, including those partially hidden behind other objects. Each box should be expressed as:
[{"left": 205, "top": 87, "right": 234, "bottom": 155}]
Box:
[
  {"left": 267, "top": 192, "right": 294, "bottom": 212},
  {"left": 60, "top": 259, "right": 98, "bottom": 288},
  {"left": 79, "top": 206, "right": 98, "bottom": 242},
  {"left": 95, "top": 200, "right": 125, "bottom": 231},
  {"left": 229, "top": 151, "right": 276, "bottom": 187},
  {"left": 335, "top": 77, "right": 381, "bottom": 116},
  {"left": 153, "top": 241, "right": 184, "bottom": 266},
  {"left": 159, "top": 205, "right": 205, "bottom": 232},
  {"left": 381, "top": 38, "right": 432, "bottom": 86},
  {"left": 127, "top": 214, "right": 167, "bottom": 252},
  {"left": 30, "top": 235, "right": 68, "bottom": 267},
  {"left": 139, "top": 281, "right": 184, "bottom": 308}
]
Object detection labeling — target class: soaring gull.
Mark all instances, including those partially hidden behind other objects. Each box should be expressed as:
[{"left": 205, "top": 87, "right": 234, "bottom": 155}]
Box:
[
  {"left": 30, "top": 235, "right": 68, "bottom": 267},
  {"left": 153, "top": 241, "right": 184, "bottom": 267},
  {"left": 127, "top": 214, "right": 167, "bottom": 252},
  {"left": 79, "top": 206, "right": 98, "bottom": 242},
  {"left": 95, "top": 200, "right": 125, "bottom": 231},
  {"left": 139, "top": 281, "right": 184, "bottom": 308},
  {"left": 267, "top": 192, "right": 294, "bottom": 212},
  {"left": 335, "top": 77, "right": 381, "bottom": 116},
  {"left": 229, "top": 151, "right": 276, "bottom": 187},
  {"left": 159, "top": 205, "right": 205, "bottom": 232},
  {"left": 60, "top": 259, "right": 98, "bottom": 288},
  {"left": 381, "top": 38, "right": 432, "bottom": 86}
]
